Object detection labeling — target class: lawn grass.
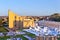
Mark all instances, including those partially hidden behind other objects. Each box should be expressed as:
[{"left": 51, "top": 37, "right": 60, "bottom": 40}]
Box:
[
  {"left": 14, "top": 35, "right": 28, "bottom": 40},
  {"left": 0, "top": 26, "right": 9, "bottom": 32},
  {"left": 23, "top": 31, "right": 36, "bottom": 38},
  {"left": 0, "top": 35, "right": 28, "bottom": 40},
  {"left": 26, "top": 32, "right": 36, "bottom": 38},
  {"left": 0, "top": 28, "right": 28, "bottom": 40},
  {"left": 0, "top": 36, "right": 11, "bottom": 40}
]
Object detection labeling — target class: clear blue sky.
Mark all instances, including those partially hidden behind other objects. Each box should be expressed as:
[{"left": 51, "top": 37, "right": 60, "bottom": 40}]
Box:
[{"left": 0, "top": 0, "right": 60, "bottom": 16}]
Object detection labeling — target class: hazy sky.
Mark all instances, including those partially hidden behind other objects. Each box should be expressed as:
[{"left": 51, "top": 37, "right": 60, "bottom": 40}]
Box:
[{"left": 0, "top": 0, "right": 60, "bottom": 16}]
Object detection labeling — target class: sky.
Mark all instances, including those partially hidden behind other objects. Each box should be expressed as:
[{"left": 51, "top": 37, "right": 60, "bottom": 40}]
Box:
[{"left": 0, "top": 0, "right": 60, "bottom": 16}]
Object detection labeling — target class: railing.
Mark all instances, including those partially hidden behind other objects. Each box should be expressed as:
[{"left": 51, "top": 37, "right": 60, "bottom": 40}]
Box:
[{"left": 36, "top": 36, "right": 60, "bottom": 40}]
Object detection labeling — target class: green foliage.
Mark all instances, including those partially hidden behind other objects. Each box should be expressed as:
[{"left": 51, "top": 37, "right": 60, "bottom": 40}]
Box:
[
  {"left": 0, "top": 36, "right": 11, "bottom": 40},
  {"left": 0, "top": 26, "right": 8, "bottom": 32},
  {"left": 50, "top": 13, "right": 60, "bottom": 22},
  {"left": 57, "top": 38, "right": 60, "bottom": 40},
  {"left": 24, "top": 31, "right": 36, "bottom": 38},
  {"left": 0, "top": 19, "right": 2, "bottom": 26},
  {"left": 15, "top": 35, "right": 28, "bottom": 40},
  {"left": 26, "top": 33, "right": 36, "bottom": 38},
  {"left": 51, "top": 13, "right": 59, "bottom": 16},
  {"left": 0, "top": 35, "right": 28, "bottom": 40}
]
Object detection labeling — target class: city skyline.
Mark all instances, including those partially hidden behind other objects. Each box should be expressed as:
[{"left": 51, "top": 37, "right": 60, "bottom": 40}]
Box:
[{"left": 0, "top": 0, "right": 60, "bottom": 16}]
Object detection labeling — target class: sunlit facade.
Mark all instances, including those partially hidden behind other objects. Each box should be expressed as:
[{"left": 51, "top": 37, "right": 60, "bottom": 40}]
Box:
[{"left": 8, "top": 10, "right": 35, "bottom": 29}]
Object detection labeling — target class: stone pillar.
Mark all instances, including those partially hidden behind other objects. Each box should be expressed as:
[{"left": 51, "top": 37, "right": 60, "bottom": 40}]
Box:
[
  {"left": 36, "top": 36, "right": 40, "bottom": 40},
  {"left": 51, "top": 36, "right": 55, "bottom": 40},
  {"left": 36, "top": 36, "right": 58, "bottom": 40},
  {"left": 45, "top": 36, "right": 50, "bottom": 40},
  {"left": 36, "top": 36, "right": 44, "bottom": 40},
  {"left": 40, "top": 36, "right": 44, "bottom": 40},
  {"left": 54, "top": 36, "right": 57, "bottom": 40}
]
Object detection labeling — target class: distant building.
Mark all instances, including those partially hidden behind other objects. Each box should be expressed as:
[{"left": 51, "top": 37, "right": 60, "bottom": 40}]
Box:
[
  {"left": 0, "top": 11, "right": 49, "bottom": 30},
  {"left": 38, "top": 20, "right": 60, "bottom": 28},
  {"left": 0, "top": 10, "right": 51, "bottom": 31},
  {"left": 8, "top": 10, "right": 35, "bottom": 30}
]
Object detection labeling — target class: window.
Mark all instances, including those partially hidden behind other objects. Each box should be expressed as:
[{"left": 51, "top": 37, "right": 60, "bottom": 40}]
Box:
[{"left": 15, "top": 16, "right": 16, "bottom": 19}]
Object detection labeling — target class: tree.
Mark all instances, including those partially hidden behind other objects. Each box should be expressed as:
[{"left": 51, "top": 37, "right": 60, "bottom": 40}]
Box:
[
  {"left": 0, "top": 19, "right": 2, "bottom": 26},
  {"left": 50, "top": 13, "right": 60, "bottom": 22},
  {"left": 51, "top": 13, "right": 59, "bottom": 16},
  {"left": 2, "top": 22, "right": 8, "bottom": 27}
]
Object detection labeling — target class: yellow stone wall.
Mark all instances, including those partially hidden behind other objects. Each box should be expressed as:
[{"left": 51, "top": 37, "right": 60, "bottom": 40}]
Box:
[
  {"left": 8, "top": 10, "right": 35, "bottom": 28},
  {"left": 23, "top": 19, "right": 35, "bottom": 28},
  {"left": 8, "top": 10, "right": 21, "bottom": 28}
]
